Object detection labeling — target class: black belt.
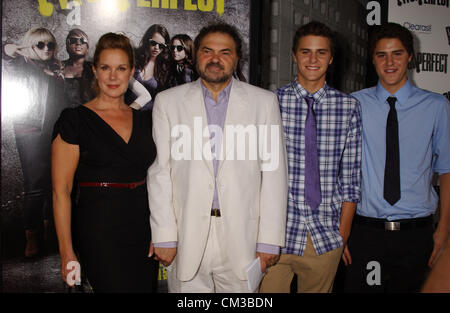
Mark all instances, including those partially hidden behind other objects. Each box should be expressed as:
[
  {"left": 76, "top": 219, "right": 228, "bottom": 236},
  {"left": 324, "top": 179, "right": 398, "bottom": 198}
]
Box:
[
  {"left": 354, "top": 214, "right": 433, "bottom": 231},
  {"left": 211, "top": 208, "right": 221, "bottom": 217}
]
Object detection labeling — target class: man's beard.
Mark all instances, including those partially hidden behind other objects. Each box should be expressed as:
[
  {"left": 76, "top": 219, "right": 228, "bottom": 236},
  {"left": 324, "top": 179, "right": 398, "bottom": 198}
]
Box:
[{"left": 197, "top": 62, "right": 234, "bottom": 83}]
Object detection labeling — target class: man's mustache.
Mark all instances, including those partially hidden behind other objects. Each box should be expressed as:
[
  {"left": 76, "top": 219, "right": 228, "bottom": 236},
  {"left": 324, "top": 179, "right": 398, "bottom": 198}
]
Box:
[{"left": 206, "top": 62, "right": 224, "bottom": 70}]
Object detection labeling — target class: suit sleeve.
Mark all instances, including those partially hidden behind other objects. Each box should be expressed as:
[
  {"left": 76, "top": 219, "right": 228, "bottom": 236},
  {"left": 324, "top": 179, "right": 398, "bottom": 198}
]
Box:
[
  {"left": 257, "top": 93, "right": 288, "bottom": 247},
  {"left": 147, "top": 94, "right": 178, "bottom": 243}
]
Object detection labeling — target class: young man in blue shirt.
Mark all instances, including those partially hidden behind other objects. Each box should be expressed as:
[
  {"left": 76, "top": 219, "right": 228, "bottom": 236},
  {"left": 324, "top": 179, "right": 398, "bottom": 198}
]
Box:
[
  {"left": 260, "top": 21, "right": 362, "bottom": 293},
  {"left": 344, "top": 23, "right": 450, "bottom": 293}
]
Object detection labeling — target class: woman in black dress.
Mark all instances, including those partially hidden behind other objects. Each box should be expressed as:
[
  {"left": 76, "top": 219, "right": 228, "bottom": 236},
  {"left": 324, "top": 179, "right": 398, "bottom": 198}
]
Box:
[{"left": 52, "top": 33, "right": 158, "bottom": 292}]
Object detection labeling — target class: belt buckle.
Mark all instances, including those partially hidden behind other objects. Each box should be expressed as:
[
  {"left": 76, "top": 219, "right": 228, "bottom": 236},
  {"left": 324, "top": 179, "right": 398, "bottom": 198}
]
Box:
[
  {"left": 212, "top": 208, "right": 220, "bottom": 217},
  {"left": 385, "top": 221, "right": 400, "bottom": 231}
]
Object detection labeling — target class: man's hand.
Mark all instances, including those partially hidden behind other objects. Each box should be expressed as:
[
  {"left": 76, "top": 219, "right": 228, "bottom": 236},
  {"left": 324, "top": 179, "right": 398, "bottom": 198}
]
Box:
[
  {"left": 342, "top": 245, "right": 352, "bottom": 266},
  {"left": 339, "top": 201, "right": 356, "bottom": 266},
  {"left": 257, "top": 252, "right": 280, "bottom": 273},
  {"left": 153, "top": 247, "right": 177, "bottom": 267},
  {"left": 428, "top": 226, "right": 450, "bottom": 268},
  {"left": 340, "top": 222, "right": 352, "bottom": 266}
]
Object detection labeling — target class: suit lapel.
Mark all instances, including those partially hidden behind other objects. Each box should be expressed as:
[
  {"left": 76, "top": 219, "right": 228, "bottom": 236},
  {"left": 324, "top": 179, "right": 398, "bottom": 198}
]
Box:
[
  {"left": 217, "top": 79, "right": 248, "bottom": 175},
  {"left": 185, "top": 80, "right": 214, "bottom": 176}
]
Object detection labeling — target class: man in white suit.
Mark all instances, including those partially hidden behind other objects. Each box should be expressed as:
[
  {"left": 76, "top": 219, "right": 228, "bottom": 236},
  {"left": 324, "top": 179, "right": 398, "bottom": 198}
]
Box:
[{"left": 147, "top": 23, "right": 288, "bottom": 293}]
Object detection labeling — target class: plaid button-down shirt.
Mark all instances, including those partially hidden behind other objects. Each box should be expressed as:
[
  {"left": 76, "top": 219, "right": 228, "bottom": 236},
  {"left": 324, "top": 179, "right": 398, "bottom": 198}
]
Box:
[{"left": 278, "top": 81, "right": 362, "bottom": 255}]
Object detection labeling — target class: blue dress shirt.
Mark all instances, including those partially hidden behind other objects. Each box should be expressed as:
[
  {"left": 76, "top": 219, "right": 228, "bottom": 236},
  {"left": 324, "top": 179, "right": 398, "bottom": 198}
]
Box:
[{"left": 352, "top": 80, "right": 450, "bottom": 220}]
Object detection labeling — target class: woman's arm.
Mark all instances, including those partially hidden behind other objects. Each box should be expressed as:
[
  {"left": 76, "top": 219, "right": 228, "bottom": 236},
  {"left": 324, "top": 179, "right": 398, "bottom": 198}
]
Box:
[
  {"left": 128, "top": 76, "right": 152, "bottom": 110},
  {"left": 51, "top": 134, "right": 80, "bottom": 286}
]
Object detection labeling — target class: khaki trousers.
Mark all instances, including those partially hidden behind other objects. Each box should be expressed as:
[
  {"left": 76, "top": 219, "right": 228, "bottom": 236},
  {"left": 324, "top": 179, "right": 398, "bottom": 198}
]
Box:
[{"left": 260, "top": 234, "right": 343, "bottom": 293}]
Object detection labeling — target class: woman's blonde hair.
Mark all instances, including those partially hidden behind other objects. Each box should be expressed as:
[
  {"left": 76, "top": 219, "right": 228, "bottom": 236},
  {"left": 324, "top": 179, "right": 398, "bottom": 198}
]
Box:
[{"left": 21, "top": 27, "right": 57, "bottom": 60}]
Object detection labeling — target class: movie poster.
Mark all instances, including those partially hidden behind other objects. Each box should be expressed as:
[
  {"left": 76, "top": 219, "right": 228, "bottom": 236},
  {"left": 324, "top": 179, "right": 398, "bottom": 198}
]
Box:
[{"left": 1, "top": 0, "right": 251, "bottom": 292}]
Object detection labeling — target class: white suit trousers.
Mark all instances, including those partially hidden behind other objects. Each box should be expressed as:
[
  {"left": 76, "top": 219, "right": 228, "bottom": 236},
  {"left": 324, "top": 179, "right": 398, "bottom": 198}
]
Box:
[{"left": 166, "top": 216, "right": 251, "bottom": 293}]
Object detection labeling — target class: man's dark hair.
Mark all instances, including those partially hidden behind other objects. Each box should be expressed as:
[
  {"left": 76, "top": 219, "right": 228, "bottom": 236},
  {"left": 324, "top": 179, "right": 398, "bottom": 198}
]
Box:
[
  {"left": 369, "top": 22, "right": 414, "bottom": 57},
  {"left": 194, "top": 22, "right": 246, "bottom": 81},
  {"left": 292, "top": 21, "right": 335, "bottom": 56}
]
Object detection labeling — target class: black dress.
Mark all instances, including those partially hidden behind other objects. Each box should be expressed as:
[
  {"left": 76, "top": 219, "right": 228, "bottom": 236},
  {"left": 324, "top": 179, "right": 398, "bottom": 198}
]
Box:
[{"left": 52, "top": 106, "right": 158, "bottom": 292}]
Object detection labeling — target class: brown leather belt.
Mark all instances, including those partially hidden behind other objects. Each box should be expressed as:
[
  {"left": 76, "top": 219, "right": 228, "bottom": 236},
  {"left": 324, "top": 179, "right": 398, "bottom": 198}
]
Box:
[
  {"left": 79, "top": 180, "right": 145, "bottom": 189},
  {"left": 211, "top": 208, "right": 221, "bottom": 217}
]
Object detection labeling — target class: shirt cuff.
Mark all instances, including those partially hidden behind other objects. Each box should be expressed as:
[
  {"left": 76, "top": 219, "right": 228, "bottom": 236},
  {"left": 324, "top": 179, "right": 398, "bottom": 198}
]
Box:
[
  {"left": 341, "top": 185, "right": 361, "bottom": 203},
  {"left": 153, "top": 241, "right": 177, "bottom": 248},
  {"left": 256, "top": 243, "right": 280, "bottom": 255}
]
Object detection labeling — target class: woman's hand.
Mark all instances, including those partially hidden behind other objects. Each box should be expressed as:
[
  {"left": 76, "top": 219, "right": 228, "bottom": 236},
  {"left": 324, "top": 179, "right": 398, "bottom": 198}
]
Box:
[
  {"left": 4, "top": 44, "right": 26, "bottom": 58},
  {"left": 60, "top": 252, "right": 81, "bottom": 287}
]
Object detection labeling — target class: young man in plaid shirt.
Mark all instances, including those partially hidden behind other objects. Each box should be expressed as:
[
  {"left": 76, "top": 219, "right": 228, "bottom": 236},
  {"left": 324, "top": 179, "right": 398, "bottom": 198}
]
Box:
[{"left": 260, "top": 21, "right": 362, "bottom": 293}]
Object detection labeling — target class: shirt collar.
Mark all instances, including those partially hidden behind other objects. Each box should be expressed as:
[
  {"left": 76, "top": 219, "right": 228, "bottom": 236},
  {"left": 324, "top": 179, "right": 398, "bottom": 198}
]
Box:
[
  {"left": 375, "top": 79, "right": 413, "bottom": 108},
  {"left": 201, "top": 79, "right": 233, "bottom": 104},
  {"left": 292, "top": 80, "right": 327, "bottom": 103}
]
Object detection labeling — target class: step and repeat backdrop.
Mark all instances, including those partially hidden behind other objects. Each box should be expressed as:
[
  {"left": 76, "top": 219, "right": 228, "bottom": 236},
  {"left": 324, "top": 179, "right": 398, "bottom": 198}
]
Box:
[{"left": 388, "top": 0, "right": 449, "bottom": 99}]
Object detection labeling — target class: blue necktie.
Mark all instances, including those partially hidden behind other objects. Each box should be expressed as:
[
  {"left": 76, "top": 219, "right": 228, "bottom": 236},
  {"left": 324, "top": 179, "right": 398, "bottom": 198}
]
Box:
[{"left": 304, "top": 97, "right": 321, "bottom": 210}]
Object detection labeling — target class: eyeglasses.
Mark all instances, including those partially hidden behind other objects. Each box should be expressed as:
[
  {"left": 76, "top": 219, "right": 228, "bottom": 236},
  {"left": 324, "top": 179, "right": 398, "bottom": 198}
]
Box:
[
  {"left": 35, "top": 41, "right": 56, "bottom": 51},
  {"left": 171, "top": 45, "right": 185, "bottom": 52},
  {"left": 149, "top": 39, "right": 167, "bottom": 50},
  {"left": 68, "top": 37, "right": 88, "bottom": 45}
]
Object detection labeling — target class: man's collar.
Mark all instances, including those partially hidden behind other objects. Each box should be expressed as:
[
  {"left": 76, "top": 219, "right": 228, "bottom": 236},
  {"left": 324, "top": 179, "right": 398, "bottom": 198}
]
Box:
[
  {"left": 201, "top": 78, "right": 233, "bottom": 100},
  {"left": 200, "top": 78, "right": 234, "bottom": 96},
  {"left": 292, "top": 80, "right": 327, "bottom": 102},
  {"left": 376, "top": 80, "right": 413, "bottom": 107}
]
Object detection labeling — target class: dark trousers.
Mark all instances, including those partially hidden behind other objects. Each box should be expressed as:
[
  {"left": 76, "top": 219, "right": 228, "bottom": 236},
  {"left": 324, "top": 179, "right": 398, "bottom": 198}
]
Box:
[
  {"left": 14, "top": 129, "right": 52, "bottom": 230},
  {"left": 344, "top": 219, "right": 434, "bottom": 293}
]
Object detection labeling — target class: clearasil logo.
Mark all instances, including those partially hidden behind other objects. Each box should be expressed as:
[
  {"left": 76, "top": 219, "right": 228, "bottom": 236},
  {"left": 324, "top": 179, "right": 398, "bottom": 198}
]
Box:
[{"left": 403, "top": 21, "right": 432, "bottom": 33}]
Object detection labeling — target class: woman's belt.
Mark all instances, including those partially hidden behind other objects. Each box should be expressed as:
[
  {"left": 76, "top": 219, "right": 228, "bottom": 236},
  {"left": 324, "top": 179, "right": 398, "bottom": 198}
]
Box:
[{"left": 79, "top": 180, "right": 145, "bottom": 189}]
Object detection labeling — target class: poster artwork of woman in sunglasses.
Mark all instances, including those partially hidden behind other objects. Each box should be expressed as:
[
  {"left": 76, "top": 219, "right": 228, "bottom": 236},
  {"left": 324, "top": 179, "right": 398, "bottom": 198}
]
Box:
[
  {"left": 2, "top": 27, "right": 68, "bottom": 258},
  {"left": 169, "top": 34, "right": 198, "bottom": 86},
  {"left": 129, "top": 24, "right": 171, "bottom": 110},
  {"left": 3, "top": 27, "right": 63, "bottom": 79},
  {"left": 62, "top": 28, "right": 96, "bottom": 108}
]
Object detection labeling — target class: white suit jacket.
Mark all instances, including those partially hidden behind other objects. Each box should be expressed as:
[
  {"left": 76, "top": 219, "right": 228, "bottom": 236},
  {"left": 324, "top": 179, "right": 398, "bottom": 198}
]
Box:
[{"left": 147, "top": 78, "right": 288, "bottom": 281}]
